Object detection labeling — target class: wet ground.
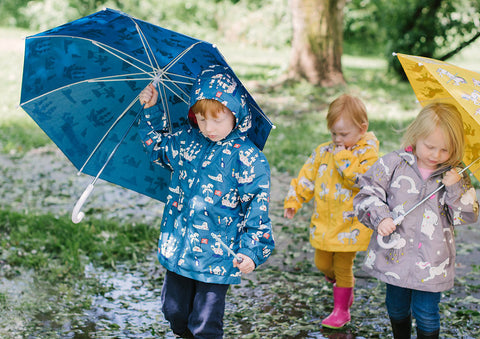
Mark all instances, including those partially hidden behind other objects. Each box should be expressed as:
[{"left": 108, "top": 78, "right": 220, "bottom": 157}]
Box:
[{"left": 1, "top": 146, "right": 479, "bottom": 338}]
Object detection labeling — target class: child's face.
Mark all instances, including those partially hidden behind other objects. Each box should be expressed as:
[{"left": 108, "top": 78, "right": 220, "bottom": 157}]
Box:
[
  {"left": 195, "top": 108, "right": 236, "bottom": 142},
  {"left": 415, "top": 126, "right": 451, "bottom": 170},
  {"left": 330, "top": 116, "right": 367, "bottom": 149}
]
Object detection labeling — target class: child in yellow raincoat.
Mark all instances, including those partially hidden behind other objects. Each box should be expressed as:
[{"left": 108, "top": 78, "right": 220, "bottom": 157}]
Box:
[{"left": 284, "top": 94, "right": 379, "bottom": 329}]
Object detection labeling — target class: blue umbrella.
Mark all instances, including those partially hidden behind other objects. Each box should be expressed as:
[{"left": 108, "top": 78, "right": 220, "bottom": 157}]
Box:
[{"left": 20, "top": 8, "right": 273, "bottom": 223}]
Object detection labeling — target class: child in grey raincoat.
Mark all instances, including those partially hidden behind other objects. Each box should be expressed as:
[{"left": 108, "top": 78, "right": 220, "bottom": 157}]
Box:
[
  {"left": 354, "top": 103, "right": 478, "bottom": 339},
  {"left": 138, "top": 65, "right": 274, "bottom": 338}
]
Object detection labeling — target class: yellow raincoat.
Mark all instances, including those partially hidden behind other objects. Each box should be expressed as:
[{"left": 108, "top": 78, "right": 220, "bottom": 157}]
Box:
[{"left": 284, "top": 132, "right": 379, "bottom": 252}]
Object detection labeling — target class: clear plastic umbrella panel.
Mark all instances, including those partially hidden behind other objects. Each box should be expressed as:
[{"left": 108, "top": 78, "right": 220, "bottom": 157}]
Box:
[{"left": 19, "top": 8, "right": 273, "bottom": 223}]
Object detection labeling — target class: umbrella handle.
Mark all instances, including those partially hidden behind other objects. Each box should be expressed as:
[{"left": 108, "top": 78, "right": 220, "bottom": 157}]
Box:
[
  {"left": 376, "top": 215, "right": 404, "bottom": 249},
  {"left": 376, "top": 233, "right": 400, "bottom": 249},
  {"left": 72, "top": 183, "right": 94, "bottom": 224}
]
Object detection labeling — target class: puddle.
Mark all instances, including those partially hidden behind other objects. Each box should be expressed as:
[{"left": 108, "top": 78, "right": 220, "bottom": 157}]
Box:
[{"left": 82, "top": 262, "right": 174, "bottom": 338}]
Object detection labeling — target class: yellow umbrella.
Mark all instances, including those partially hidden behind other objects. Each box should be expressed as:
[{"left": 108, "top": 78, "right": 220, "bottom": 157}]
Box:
[{"left": 395, "top": 52, "right": 480, "bottom": 180}]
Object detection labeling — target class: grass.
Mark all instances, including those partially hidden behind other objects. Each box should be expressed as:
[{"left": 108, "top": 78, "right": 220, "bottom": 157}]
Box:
[
  {"left": 0, "top": 209, "right": 157, "bottom": 281},
  {"left": 0, "top": 27, "right": 50, "bottom": 154}
]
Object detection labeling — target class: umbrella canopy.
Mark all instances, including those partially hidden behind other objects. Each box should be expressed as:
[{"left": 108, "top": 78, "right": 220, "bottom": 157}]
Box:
[
  {"left": 19, "top": 8, "right": 273, "bottom": 221},
  {"left": 395, "top": 52, "right": 480, "bottom": 180}
]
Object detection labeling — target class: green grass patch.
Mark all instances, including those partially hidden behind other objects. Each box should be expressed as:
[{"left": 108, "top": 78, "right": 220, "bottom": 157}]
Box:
[
  {"left": 0, "top": 119, "right": 51, "bottom": 154},
  {"left": 0, "top": 209, "right": 157, "bottom": 281}
]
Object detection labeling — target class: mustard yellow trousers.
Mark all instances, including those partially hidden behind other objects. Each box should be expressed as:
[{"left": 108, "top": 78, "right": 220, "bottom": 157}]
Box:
[{"left": 314, "top": 249, "right": 356, "bottom": 288}]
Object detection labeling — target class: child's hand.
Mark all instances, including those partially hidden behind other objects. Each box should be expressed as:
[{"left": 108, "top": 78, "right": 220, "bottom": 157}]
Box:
[
  {"left": 377, "top": 217, "right": 396, "bottom": 236},
  {"left": 284, "top": 208, "right": 296, "bottom": 219},
  {"left": 139, "top": 84, "right": 158, "bottom": 108},
  {"left": 233, "top": 254, "right": 255, "bottom": 274},
  {"left": 442, "top": 168, "right": 461, "bottom": 186},
  {"left": 333, "top": 144, "right": 346, "bottom": 154}
]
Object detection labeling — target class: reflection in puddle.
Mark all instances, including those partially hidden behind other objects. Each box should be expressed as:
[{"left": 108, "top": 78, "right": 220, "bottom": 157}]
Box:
[{"left": 84, "top": 263, "right": 174, "bottom": 338}]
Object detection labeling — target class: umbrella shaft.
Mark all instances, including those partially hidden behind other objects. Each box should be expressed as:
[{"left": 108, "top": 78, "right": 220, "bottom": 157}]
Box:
[
  {"left": 93, "top": 110, "right": 142, "bottom": 182},
  {"left": 400, "top": 156, "right": 480, "bottom": 221},
  {"left": 79, "top": 97, "right": 140, "bottom": 175}
]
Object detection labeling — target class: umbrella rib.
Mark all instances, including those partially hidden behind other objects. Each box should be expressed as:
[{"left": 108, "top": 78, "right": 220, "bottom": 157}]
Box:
[
  {"left": 157, "top": 79, "right": 173, "bottom": 133},
  {"left": 85, "top": 72, "right": 154, "bottom": 83},
  {"left": 417, "top": 96, "right": 456, "bottom": 104},
  {"left": 156, "top": 76, "right": 191, "bottom": 105},
  {"left": 133, "top": 21, "right": 162, "bottom": 73},
  {"left": 91, "top": 40, "right": 155, "bottom": 76},
  {"left": 132, "top": 19, "right": 203, "bottom": 79},
  {"left": 20, "top": 73, "right": 151, "bottom": 106},
  {"left": 78, "top": 95, "right": 141, "bottom": 175},
  {"left": 26, "top": 35, "right": 155, "bottom": 73},
  {"left": 250, "top": 101, "right": 274, "bottom": 125},
  {"left": 161, "top": 41, "right": 204, "bottom": 76}
]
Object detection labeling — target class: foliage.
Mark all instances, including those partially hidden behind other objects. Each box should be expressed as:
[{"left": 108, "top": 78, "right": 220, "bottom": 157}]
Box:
[
  {"left": 343, "top": 0, "right": 385, "bottom": 56},
  {"left": 0, "top": 0, "right": 291, "bottom": 50},
  {"left": 344, "top": 0, "right": 480, "bottom": 76},
  {"left": 380, "top": 0, "right": 480, "bottom": 76}
]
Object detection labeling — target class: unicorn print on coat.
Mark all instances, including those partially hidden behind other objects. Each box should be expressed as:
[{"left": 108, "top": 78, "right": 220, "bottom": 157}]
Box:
[{"left": 354, "top": 148, "right": 478, "bottom": 292}]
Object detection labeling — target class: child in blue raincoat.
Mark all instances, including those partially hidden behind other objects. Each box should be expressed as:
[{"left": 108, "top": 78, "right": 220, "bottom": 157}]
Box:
[{"left": 138, "top": 65, "right": 274, "bottom": 338}]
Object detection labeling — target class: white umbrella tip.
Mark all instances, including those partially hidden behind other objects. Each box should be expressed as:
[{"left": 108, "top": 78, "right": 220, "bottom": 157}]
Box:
[{"left": 392, "top": 52, "right": 397, "bottom": 57}]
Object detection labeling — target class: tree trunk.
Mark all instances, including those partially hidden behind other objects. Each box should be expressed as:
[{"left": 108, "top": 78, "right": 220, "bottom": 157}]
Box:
[{"left": 288, "top": 0, "right": 346, "bottom": 86}]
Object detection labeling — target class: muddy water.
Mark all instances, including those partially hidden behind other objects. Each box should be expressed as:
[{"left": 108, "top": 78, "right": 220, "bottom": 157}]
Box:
[{"left": 83, "top": 262, "right": 174, "bottom": 338}]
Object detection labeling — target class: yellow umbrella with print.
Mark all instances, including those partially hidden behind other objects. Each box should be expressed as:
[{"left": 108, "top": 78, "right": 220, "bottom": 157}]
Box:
[
  {"left": 377, "top": 53, "right": 480, "bottom": 249},
  {"left": 395, "top": 52, "right": 480, "bottom": 180}
]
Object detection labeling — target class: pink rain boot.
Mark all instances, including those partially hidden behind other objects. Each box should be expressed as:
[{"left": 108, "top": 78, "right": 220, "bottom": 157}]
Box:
[
  {"left": 321, "top": 285, "right": 353, "bottom": 329},
  {"left": 349, "top": 279, "right": 355, "bottom": 307}
]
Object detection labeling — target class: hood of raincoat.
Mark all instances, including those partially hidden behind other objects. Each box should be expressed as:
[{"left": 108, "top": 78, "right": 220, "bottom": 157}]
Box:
[{"left": 188, "top": 65, "right": 252, "bottom": 135}]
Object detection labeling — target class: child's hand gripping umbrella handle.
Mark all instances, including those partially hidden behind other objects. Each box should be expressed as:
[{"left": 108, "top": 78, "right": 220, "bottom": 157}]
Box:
[
  {"left": 71, "top": 77, "right": 163, "bottom": 225},
  {"left": 376, "top": 215, "right": 405, "bottom": 249},
  {"left": 376, "top": 158, "right": 480, "bottom": 249},
  {"left": 211, "top": 233, "right": 243, "bottom": 263}
]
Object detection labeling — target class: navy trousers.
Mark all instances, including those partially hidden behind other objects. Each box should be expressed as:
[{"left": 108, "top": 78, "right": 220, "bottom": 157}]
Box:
[
  {"left": 386, "top": 283, "right": 441, "bottom": 333},
  {"left": 161, "top": 270, "right": 230, "bottom": 338}
]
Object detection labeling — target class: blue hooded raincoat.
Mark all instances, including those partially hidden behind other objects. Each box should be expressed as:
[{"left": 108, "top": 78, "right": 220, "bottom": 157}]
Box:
[{"left": 138, "top": 65, "right": 274, "bottom": 284}]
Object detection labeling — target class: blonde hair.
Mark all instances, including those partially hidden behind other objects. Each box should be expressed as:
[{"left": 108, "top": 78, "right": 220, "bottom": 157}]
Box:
[
  {"left": 402, "top": 103, "right": 464, "bottom": 169},
  {"left": 326, "top": 94, "right": 369, "bottom": 131},
  {"left": 191, "top": 99, "right": 231, "bottom": 118}
]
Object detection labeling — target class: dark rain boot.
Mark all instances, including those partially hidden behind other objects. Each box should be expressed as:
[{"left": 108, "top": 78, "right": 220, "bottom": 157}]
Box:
[
  {"left": 174, "top": 329, "right": 194, "bottom": 339},
  {"left": 390, "top": 315, "right": 412, "bottom": 339},
  {"left": 416, "top": 328, "right": 439, "bottom": 339}
]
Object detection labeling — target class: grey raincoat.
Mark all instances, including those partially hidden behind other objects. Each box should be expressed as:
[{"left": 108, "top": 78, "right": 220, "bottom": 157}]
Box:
[{"left": 353, "top": 148, "right": 478, "bottom": 292}]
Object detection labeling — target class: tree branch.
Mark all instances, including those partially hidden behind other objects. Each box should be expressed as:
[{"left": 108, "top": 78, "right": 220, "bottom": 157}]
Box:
[{"left": 439, "top": 32, "right": 480, "bottom": 60}]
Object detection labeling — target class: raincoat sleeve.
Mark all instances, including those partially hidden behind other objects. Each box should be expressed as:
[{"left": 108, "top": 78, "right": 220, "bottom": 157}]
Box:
[
  {"left": 443, "top": 171, "right": 479, "bottom": 225},
  {"left": 137, "top": 106, "right": 175, "bottom": 170},
  {"left": 333, "top": 136, "right": 379, "bottom": 189},
  {"left": 237, "top": 151, "right": 275, "bottom": 267},
  {"left": 283, "top": 147, "right": 320, "bottom": 212},
  {"left": 353, "top": 154, "right": 395, "bottom": 231}
]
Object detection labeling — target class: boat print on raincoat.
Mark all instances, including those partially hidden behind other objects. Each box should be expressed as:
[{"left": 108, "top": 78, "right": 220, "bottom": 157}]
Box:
[{"left": 138, "top": 65, "right": 274, "bottom": 284}]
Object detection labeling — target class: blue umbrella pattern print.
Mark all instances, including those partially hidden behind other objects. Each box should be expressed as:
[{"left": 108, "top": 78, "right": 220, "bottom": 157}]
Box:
[{"left": 20, "top": 8, "right": 273, "bottom": 223}]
